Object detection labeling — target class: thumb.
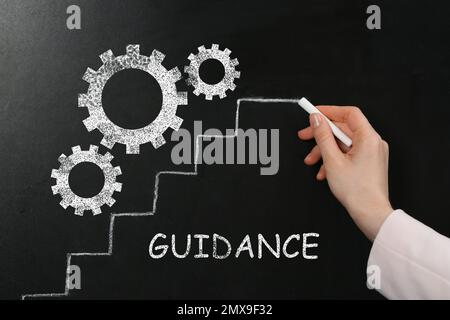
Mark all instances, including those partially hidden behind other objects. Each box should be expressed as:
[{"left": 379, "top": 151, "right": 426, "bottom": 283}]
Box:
[{"left": 310, "top": 113, "right": 343, "bottom": 163}]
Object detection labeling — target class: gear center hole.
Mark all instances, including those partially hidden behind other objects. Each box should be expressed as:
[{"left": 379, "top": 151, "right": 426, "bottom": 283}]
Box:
[
  {"left": 199, "top": 59, "right": 225, "bottom": 85},
  {"left": 102, "top": 69, "right": 163, "bottom": 129},
  {"left": 69, "top": 162, "right": 105, "bottom": 198}
]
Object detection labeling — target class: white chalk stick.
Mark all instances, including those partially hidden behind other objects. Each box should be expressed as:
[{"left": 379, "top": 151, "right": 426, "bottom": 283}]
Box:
[{"left": 298, "top": 97, "right": 353, "bottom": 148}]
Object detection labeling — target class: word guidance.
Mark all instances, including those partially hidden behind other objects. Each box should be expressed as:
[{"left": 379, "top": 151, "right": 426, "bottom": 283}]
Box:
[{"left": 149, "top": 233, "right": 320, "bottom": 260}]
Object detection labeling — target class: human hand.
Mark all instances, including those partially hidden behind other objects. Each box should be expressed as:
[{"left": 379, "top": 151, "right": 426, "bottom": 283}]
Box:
[{"left": 298, "top": 106, "right": 393, "bottom": 241}]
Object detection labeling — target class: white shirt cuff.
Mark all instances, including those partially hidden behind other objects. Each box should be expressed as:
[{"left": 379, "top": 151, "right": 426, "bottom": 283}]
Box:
[{"left": 367, "top": 209, "right": 450, "bottom": 299}]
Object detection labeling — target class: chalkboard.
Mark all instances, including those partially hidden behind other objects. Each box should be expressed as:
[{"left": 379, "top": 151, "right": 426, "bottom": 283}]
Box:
[{"left": 1, "top": 0, "right": 450, "bottom": 299}]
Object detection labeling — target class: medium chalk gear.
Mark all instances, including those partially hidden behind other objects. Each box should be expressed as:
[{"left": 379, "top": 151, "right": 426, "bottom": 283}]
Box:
[
  {"left": 184, "top": 44, "right": 240, "bottom": 100},
  {"left": 78, "top": 44, "right": 188, "bottom": 154},
  {"left": 51, "top": 145, "right": 122, "bottom": 216}
]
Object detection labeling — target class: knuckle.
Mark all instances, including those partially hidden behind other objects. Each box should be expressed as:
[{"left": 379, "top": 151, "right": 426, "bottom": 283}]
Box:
[
  {"left": 349, "top": 106, "right": 362, "bottom": 114},
  {"left": 365, "top": 133, "right": 382, "bottom": 148},
  {"left": 382, "top": 140, "right": 389, "bottom": 156}
]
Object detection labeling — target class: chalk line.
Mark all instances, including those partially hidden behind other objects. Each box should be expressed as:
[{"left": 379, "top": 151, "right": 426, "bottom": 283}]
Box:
[{"left": 21, "top": 97, "right": 301, "bottom": 299}]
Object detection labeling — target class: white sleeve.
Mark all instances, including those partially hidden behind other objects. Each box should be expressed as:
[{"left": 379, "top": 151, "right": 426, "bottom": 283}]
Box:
[{"left": 367, "top": 209, "right": 450, "bottom": 299}]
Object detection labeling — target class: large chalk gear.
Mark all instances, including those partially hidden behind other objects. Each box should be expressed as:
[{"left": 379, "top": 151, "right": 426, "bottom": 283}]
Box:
[
  {"left": 51, "top": 145, "right": 122, "bottom": 216},
  {"left": 78, "top": 44, "right": 188, "bottom": 154},
  {"left": 184, "top": 44, "right": 240, "bottom": 100}
]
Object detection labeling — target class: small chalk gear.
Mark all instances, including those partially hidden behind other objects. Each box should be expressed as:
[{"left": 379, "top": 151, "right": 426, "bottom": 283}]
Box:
[
  {"left": 184, "top": 44, "right": 240, "bottom": 100},
  {"left": 51, "top": 145, "right": 122, "bottom": 216},
  {"left": 78, "top": 44, "right": 188, "bottom": 154}
]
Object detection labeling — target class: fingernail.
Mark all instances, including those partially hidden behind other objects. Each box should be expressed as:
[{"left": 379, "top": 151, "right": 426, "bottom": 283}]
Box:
[
  {"left": 304, "top": 153, "right": 311, "bottom": 162},
  {"left": 310, "top": 114, "right": 321, "bottom": 128}
]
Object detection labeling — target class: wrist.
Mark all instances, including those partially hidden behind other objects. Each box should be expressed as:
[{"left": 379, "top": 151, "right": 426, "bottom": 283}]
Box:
[
  {"left": 347, "top": 198, "right": 393, "bottom": 241},
  {"left": 364, "top": 203, "right": 393, "bottom": 241}
]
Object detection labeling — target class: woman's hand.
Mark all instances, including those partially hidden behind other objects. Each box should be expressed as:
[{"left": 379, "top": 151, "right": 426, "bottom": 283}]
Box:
[{"left": 298, "top": 106, "right": 393, "bottom": 241}]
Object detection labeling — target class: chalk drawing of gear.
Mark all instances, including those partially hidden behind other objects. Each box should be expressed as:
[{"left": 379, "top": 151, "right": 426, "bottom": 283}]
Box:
[
  {"left": 184, "top": 44, "right": 240, "bottom": 100},
  {"left": 78, "top": 44, "right": 188, "bottom": 154},
  {"left": 51, "top": 145, "right": 122, "bottom": 216}
]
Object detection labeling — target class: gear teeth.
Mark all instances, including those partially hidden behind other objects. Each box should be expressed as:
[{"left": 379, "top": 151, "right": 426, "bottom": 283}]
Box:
[
  {"left": 83, "top": 116, "right": 97, "bottom": 132},
  {"left": 106, "top": 198, "right": 116, "bottom": 207},
  {"left": 114, "top": 182, "right": 123, "bottom": 192},
  {"left": 74, "top": 208, "right": 84, "bottom": 216},
  {"left": 126, "top": 144, "right": 140, "bottom": 154},
  {"left": 51, "top": 169, "right": 59, "bottom": 179},
  {"left": 169, "top": 116, "right": 183, "bottom": 130},
  {"left": 71, "top": 145, "right": 81, "bottom": 153},
  {"left": 60, "top": 199, "right": 70, "bottom": 209},
  {"left": 126, "top": 44, "right": 140, "bottom": 56},
  {"left": 78, "top": 44, "right": 187, "bottom": 153},
  {"left": 52, "top": 145, "right": 121, "bottom": 216},
  {"left": 103, "top": 152, "right": 114, "bottom": 162},
  {"left": 101, "top": 137, "right": 116, "bottom": 149},
  {"left": 58, "top": 154, "right": 67, "bottom": 163},
  {"left": 151, "top": 50, "right": 165, "bottom": 63},
  {"left": 51, "top": 185, "right": 59, "bottom": 195},
  {"left": 78, "top": 94, "right": 89, "bottom": 108},
  {"left": 168, "top": 67, "right": 182, "bottom": 81},
  {"left": 230, "top": 58, "right": 239, "bottom": 67},
  {"left": 150, "top": 135, "right": 166, "bottom": 149},
  {"left": 185, "top": 44, "right": 239, "bottom": 101},
  {"left": 177, "top": 92, "right": 188, "bottom": 105},
  {"left": 100, "top": 50, "right": 114, "bottom": 63},
  {"left": 82, "top": 67, "right": 97, "bottom": 83}
]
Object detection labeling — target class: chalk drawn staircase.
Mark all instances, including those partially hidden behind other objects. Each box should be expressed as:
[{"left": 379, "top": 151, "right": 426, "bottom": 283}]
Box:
[{"left": 21, "top": 98, "right": 301, "bottom": 299}]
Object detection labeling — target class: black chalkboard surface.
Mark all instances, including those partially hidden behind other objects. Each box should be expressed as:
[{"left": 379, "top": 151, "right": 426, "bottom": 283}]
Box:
[{"left": 1, "top": 0, "right": 450, "bottom": 300}]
